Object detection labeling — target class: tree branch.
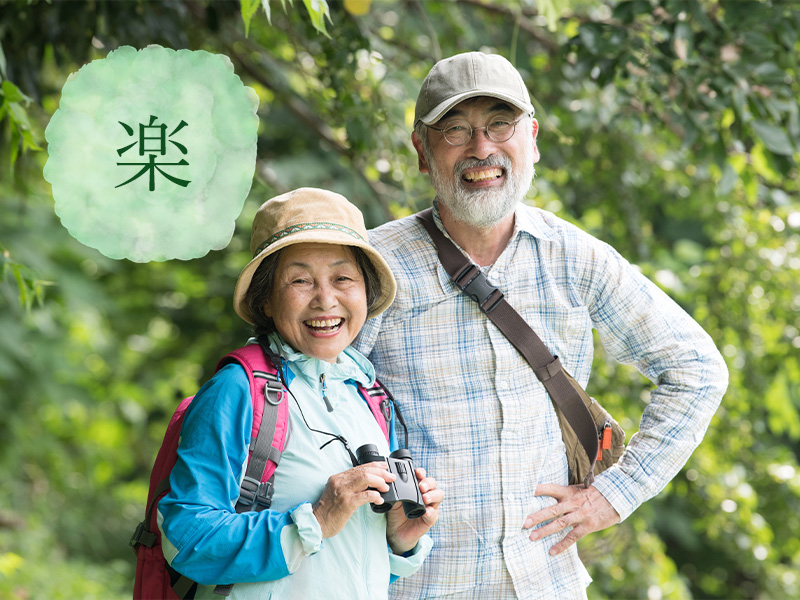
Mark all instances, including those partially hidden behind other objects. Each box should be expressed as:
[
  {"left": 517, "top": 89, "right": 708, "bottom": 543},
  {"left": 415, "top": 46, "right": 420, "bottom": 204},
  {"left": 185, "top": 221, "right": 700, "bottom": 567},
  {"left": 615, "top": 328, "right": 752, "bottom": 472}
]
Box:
[
  {"left": 221, "top": 37, "right": 396, "bottom": 221},
  {"left": 409, "top": 0, "right": 442, "bottom": 62},
  {"left": 458, "top": 0, "right": 560, "bottom": 54}
]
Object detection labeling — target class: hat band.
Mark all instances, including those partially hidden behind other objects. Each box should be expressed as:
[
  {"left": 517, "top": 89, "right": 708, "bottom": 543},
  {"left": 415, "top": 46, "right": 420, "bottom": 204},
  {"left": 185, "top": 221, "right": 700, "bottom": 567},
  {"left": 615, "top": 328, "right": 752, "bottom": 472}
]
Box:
[{"left": 254, "top": 222, "right": 366, "bottom": 257}]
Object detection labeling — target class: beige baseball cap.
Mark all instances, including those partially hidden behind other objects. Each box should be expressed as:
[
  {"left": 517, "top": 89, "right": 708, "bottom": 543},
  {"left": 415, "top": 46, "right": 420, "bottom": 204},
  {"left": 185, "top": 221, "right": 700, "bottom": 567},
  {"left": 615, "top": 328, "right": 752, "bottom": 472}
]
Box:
[
  {"left": 415, "top": 51, "right": 534, "bottom": 126},
  {"left": 233, "top": 188, "right": 396, "bottom": 325}
]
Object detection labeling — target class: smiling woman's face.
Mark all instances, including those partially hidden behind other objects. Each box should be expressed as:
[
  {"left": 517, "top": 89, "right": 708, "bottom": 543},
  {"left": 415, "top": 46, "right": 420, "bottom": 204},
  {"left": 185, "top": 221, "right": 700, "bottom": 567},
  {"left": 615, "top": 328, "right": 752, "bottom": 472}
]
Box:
[{"left": 264, "top": 242, "right": 368, "bottom": 363}]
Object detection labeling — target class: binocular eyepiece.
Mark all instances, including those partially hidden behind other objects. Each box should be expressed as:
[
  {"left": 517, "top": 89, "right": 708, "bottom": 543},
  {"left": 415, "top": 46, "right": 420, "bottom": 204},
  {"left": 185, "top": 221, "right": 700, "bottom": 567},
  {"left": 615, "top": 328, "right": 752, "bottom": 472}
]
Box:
[{"left": 356, "top": 444, "right": 426, "bottom": 519}]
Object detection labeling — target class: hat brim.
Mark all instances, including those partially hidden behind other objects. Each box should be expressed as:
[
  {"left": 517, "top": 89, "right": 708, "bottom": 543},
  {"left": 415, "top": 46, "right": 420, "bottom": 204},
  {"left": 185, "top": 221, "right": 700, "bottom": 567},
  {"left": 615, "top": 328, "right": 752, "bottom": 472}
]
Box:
[
  {"left": 417, "top": 90, "right": 534, "bottom": 125},
  {"left": 233, "top": 229, "right": 397, "bottom": 325}
]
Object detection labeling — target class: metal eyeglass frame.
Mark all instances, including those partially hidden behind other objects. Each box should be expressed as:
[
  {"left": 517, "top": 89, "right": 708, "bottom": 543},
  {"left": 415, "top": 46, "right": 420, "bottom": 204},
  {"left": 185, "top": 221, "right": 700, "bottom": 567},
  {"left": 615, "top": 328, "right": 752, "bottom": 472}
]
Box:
[{"left": 425, "top": 112, "right": 532, "bottom": 146}]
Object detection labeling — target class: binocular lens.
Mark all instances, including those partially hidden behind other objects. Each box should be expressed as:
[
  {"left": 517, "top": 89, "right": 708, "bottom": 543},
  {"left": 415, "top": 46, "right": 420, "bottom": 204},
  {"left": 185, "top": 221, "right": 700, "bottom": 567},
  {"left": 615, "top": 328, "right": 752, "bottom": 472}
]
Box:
[
  {"left": 356, "top": 443, "right": 383, "bottom": 464},
  {"left": 389, "top": 448, "right": 412, "bottom": 460},
  {"left": 403, "top": 504, "right": 426, "bottom": 519}
]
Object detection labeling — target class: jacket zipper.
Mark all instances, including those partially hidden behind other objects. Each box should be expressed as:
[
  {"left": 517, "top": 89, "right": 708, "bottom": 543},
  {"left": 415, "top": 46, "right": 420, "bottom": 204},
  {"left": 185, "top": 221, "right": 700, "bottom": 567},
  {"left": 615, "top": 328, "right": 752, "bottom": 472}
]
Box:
[{"left": 320, "top": 373, "right": 334, "bottom": 412}]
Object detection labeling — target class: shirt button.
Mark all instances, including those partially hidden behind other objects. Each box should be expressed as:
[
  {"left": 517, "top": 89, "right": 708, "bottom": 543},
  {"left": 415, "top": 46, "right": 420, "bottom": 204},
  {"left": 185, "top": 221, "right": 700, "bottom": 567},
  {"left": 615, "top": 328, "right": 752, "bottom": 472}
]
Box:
[
  {"left": 506, "top": 493, "right": 515, "bottom": 502},
  {"left": 499, "top": 380, "right": 509, "bottom": 389}
]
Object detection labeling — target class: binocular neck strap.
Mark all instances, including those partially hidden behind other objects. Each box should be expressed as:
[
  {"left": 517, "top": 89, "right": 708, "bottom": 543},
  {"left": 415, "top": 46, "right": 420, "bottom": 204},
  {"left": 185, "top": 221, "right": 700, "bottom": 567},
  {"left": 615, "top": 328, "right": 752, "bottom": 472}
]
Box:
[{"left": 270, "top": 356, "right": 361, "bottom": 467}]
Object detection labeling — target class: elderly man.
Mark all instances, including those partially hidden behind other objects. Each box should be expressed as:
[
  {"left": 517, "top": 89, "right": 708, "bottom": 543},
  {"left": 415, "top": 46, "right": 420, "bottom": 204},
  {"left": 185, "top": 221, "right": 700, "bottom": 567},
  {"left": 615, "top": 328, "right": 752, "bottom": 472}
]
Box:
[{"left": 354, "top": 52, "right": 728, "bottom": 599}]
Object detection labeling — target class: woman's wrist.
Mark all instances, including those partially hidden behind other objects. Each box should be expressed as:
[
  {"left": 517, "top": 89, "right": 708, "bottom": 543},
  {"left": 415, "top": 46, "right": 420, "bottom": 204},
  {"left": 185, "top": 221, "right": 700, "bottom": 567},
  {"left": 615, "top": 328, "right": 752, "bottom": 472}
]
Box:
[{"left": 387, "top": 532, "right": 420, "bottom": 555}]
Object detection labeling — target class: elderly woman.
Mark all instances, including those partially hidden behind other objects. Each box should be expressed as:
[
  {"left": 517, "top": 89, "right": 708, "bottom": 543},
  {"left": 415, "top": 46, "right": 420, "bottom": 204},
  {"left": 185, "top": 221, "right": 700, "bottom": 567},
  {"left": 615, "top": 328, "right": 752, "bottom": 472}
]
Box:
[{"left": 157, "top": 188, "right": 441, "bottom": 599}]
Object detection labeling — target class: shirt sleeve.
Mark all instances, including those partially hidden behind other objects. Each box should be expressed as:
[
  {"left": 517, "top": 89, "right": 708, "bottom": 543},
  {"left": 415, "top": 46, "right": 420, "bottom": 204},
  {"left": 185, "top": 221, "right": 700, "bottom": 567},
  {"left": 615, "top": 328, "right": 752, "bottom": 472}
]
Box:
[
  {"left": 575, "top": 234, "right": 729, "bottom": 520},
  {"left": 280, "top": 503, "right": 324, "bottom": 571},
  {"left": 389, "top": 535, "right": 434, "bottom": 582},
  {"left": 157, "top": 364, "right": 320, "bottom": 585}
]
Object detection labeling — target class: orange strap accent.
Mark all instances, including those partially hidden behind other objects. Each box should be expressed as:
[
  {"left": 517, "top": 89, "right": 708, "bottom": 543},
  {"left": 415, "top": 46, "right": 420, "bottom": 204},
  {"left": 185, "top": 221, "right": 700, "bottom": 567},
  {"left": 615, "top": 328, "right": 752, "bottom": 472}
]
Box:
[
  {"left": 597, "top": 426, "right": 613, "bottom": 461},
  {"left": 602, "top": 426, "right": 613, "bottom": 449}
]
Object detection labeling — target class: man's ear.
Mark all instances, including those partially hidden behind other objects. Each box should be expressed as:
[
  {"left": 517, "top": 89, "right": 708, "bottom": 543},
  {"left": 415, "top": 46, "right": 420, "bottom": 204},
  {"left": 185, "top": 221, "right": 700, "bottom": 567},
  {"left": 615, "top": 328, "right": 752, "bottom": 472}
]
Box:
[
  {"left": 531, "top": 117, "right": 541, "bottom": 164},
  {"left": 412, "top": 131, "right": 430, "bottom": 174}
]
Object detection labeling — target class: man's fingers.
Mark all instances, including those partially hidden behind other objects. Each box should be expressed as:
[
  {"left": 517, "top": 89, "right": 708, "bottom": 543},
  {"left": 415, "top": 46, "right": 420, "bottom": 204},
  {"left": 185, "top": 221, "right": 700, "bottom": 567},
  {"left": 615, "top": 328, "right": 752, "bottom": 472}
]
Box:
[
  {"left": 527, "top": 514, "right": 572, "bottom": 540},
  {"left": 525, "top": 484, "right": 585, "bottom": 528},
  {"left": 524, "top": 501, "right": 565, "bottom": 529},
  {"left": 534, "top": 483, "right": 570, "bottom": 500},
  {"left": 546, "top": 528, "right": 583, "bottom": 555},
  {"left": 523, "top": 486, "right": 620, "bottom": 555}
]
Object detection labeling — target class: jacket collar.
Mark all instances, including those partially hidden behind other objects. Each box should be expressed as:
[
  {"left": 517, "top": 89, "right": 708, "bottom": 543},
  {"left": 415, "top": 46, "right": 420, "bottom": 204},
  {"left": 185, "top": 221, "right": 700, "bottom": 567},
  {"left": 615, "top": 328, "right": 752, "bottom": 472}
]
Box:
[{"left": 265, "top": 331, "right": 375, "bottom": 388}]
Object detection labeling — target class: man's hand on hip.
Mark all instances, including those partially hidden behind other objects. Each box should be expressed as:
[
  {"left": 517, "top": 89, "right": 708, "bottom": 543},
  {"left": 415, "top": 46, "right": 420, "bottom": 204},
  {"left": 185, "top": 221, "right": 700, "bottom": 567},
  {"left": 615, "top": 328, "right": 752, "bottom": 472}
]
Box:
[{"left": 523, "top": 484, "right": 620, "bottom": 555}]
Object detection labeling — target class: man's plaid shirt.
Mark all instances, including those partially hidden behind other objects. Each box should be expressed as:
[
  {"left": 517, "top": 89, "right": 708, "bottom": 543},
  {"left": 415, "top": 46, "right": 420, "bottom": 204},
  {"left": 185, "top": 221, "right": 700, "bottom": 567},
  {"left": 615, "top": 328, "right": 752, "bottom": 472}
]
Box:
[{"left": 354, "top": 203, "right": 728, "bottom": 599}]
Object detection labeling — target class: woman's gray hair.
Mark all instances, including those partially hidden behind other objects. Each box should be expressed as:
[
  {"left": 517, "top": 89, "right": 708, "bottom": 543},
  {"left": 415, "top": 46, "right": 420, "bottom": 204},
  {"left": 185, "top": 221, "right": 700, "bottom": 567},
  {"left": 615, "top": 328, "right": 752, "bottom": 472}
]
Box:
[{"left": 245, "top": 246, "right": 382, "bottom": 337}]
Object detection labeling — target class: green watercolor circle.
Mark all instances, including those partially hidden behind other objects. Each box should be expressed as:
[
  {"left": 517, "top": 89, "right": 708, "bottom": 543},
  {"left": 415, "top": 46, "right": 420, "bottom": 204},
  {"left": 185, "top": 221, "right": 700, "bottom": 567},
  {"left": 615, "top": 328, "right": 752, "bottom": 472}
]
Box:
[{"left": 44, "top": 45, "right": 259, "bottom": 262}]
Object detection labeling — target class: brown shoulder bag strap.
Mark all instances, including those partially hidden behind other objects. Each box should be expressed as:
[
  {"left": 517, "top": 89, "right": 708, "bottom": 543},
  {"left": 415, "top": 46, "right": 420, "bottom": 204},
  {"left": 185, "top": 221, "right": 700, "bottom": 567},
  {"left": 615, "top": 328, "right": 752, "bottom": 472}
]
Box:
[{"left": 417, "top": 208, "right": 599, "bottom": 487}]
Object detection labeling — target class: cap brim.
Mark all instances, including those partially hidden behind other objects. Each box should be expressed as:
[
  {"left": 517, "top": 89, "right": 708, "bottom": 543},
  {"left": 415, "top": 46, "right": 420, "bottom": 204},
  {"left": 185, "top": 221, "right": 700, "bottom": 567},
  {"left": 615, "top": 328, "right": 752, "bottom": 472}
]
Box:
[
  {"left": 233, "top": 231, "right": 397, "bottom": 325},
  {"left": 418, "top": 90, "right": 534, "bottom": 125}
]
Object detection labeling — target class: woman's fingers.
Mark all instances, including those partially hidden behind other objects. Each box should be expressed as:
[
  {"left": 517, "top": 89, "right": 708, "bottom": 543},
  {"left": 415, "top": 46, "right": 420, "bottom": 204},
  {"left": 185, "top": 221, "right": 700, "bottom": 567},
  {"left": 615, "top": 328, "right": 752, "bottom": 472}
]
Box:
[
  {"left": 415, "top": 468, "right": 443, "bottom": 508},
  {"left": 313, "top": 463, "right": 394, "bottom": 538},
  {"left": 359, "top": 462, "right": 394, "bottom": 493}
]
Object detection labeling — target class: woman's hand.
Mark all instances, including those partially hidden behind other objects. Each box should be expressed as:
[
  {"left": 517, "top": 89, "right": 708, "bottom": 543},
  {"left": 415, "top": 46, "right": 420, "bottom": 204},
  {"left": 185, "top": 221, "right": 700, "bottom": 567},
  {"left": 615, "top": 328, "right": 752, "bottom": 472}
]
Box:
[
  {"left": 312, "top": 462, "right": 394, "bottom": 538},
  {"left": 385, "top": 468, "right": 443, "bottom": 554}
]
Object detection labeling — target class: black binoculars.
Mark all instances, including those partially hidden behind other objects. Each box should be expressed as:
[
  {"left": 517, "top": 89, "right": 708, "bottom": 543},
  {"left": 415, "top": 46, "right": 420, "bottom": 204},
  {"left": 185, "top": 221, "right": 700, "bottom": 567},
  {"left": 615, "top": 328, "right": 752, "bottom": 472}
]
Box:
[{"left": 356, "top": 444, "right": 426, "bottom": 519}]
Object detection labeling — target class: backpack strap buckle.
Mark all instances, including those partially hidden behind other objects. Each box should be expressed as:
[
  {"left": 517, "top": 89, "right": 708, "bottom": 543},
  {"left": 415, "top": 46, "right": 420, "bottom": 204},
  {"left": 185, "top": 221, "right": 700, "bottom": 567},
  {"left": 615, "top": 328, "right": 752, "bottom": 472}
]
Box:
[
  {"left": 252, "top": 369, "right": 285, "bottom": 407},
  {"left": 379, "top": 397, "right": 391, "bottom": 423},
  {"left": 264, "top": 376, "right": 284, "bottom": 406},
  {"left": 130, "top": 520, "right": 157, "bottom": 551},
  {"left": 238, "top": 476, "right": 274, "bottom": 511}
]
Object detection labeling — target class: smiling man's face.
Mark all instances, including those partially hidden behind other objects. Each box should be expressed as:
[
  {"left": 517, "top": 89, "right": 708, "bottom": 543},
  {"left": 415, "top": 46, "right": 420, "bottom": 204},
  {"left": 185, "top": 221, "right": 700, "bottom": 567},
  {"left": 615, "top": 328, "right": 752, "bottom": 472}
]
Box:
[{"left": 414, "top": 96, "right": 540, "bottom": 228}]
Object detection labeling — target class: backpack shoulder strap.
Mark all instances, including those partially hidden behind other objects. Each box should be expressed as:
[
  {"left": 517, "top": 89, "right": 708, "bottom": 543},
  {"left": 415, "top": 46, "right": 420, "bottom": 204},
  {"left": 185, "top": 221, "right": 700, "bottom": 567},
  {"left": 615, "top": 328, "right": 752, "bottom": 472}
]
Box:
[
  {"left": 355, "top": 378, "right": 410, "bottom": 448},
  {"left": 217, "top": 343, "right": 289, "bottom": 513},
  {"left": 186, "top": 344, "right": 291, "bottom": 599},
  {"left": 357, "top": 380, "right": 391, "bottom": 442}
]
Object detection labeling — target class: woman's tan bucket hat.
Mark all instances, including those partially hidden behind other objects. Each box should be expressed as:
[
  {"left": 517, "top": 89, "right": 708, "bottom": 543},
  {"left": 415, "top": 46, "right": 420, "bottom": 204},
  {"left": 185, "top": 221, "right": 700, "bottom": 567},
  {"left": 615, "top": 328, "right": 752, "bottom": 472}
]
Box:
[{"left": 233, "top": 187, "right": 396, "bottom": 325}]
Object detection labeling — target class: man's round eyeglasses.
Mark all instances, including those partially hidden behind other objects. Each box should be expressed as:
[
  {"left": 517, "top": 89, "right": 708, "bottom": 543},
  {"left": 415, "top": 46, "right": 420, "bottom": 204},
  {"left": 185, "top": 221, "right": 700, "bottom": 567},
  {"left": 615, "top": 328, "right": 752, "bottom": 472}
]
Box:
[{"left": 426, "top": 113, "right": 532, "bottom": 146}]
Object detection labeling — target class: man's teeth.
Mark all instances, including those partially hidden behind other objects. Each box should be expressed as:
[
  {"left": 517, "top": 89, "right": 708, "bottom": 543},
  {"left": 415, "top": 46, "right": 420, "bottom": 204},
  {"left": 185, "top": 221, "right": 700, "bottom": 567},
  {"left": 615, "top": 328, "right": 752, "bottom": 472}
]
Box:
[
  {"left": 307, "top": 318, "right": 343, "bottom": 328},
  {"left": 463, "top": 168, "right": 503, "bottom": 182}
]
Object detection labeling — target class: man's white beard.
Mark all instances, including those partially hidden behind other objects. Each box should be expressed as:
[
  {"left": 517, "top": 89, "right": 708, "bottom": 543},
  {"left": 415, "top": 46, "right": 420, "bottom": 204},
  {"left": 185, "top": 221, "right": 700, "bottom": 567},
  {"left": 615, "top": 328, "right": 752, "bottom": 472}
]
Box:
[{"left": 428, "top": 152, "right": 535, "bottom": 229}]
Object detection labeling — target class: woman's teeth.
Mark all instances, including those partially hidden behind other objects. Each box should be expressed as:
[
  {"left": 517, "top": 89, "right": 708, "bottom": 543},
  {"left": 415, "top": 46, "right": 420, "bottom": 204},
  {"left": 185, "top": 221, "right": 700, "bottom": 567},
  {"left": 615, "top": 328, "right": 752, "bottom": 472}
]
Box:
[{"left": 306, "top": 318, "right": 343, "bottom": 330}]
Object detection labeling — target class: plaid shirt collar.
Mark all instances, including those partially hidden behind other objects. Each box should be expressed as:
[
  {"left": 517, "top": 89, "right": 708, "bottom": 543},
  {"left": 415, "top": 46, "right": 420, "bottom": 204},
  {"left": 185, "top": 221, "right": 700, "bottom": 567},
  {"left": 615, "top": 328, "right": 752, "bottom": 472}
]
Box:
[{"left": 431, "top": 198, "right": 564, "bottom": 248}]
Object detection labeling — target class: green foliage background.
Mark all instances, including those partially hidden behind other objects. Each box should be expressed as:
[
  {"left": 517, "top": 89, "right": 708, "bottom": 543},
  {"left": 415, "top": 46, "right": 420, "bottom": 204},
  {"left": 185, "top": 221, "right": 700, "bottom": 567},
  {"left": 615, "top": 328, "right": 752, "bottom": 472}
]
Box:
[{"left": 1, "top": 1, "right": 799, "bottom": 598}]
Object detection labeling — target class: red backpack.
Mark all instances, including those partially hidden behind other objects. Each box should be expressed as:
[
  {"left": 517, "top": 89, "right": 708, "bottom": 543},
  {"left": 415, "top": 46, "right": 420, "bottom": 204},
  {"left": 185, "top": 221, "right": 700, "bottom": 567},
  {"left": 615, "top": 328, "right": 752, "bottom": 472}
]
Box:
[{"left": 130, "top": 341, "right": 393, "bottom": 599}]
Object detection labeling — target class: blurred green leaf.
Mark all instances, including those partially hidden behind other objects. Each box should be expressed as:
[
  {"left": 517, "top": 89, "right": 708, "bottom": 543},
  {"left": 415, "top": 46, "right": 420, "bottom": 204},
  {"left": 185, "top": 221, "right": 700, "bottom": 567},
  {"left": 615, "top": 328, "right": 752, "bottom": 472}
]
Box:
[
  {"left": 752, "top": 119, "right": 795, "bottom": 155},
  {"left": 1, "top": 80, "right": 24, "bottom": 103},
  {"left": 240, "top": 0, "right": 262, "bottom": 36},
  {"left": 302, "top": 0, "right": 331, "bottom": 37}
]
